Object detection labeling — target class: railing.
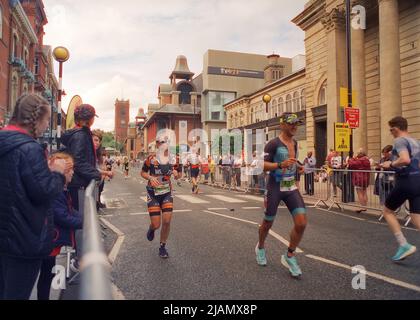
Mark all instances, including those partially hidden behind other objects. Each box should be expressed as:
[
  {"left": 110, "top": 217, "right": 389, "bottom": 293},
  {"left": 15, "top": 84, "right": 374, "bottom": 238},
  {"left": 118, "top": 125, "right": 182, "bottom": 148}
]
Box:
[{"left": 79, "top": 180, "right": 113, "bottom": 300}]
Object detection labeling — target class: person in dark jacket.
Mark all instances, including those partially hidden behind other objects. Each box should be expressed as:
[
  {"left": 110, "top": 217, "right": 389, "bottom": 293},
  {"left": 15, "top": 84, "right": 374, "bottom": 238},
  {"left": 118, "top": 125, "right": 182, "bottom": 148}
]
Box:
[
  {"left": 61, "top": 104, "right": 103, "bottom": 210},
  {"left": 0, "top": 94, "right": 66, "bottom": 300},
  {"left": 37, "top": 152, "right": 82, "bottom": 300}
]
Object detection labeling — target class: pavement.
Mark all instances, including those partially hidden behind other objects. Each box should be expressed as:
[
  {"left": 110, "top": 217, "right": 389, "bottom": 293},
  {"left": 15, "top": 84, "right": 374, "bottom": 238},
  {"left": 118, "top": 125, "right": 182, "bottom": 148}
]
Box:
[{"left": 94, "top": 168, "right": 420, "bottom": 300}]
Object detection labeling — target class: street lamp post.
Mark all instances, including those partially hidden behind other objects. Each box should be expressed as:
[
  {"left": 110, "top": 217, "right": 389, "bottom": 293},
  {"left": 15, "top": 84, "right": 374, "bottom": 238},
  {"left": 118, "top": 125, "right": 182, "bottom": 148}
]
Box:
[
  {"left": 263, "top": 94, "right": 272, "bottom": 143},
  {"left": 53, "top": 46, "right": 70, "bottom": 150}
]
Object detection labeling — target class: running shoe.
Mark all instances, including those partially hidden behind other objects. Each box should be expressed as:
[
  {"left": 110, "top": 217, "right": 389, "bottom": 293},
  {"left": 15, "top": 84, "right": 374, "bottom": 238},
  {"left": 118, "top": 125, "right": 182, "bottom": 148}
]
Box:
[
  {"left": 392, "top": 243, "right": 417, "bottom": 261},
  {"left": 146, "top": 227, "right": 155, "bottom": 241},
  {"left": 70, "top": 258, "right": 80, "bottom": 273},
  {"left": 255, "top": 243, "right": 267, "bottom": 266},
  {"left": 159, "top": 246, "right": 169, "bottom": 258},
  {"left": 281, "top": 254, "right": 302, "bottom": 277}
]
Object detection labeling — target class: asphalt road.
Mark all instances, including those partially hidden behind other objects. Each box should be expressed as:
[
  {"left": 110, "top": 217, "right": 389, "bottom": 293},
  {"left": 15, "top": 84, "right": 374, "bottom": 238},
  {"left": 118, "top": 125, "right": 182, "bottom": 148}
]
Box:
[{"left": 99, "top": 168, "right": 420, "bottom": 300}]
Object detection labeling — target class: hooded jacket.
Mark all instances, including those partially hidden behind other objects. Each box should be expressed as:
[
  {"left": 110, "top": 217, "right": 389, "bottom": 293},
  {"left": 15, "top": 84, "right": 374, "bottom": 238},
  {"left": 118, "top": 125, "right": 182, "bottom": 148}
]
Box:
[
  {"left": 0, "top": 128, "right": 65, "bottom": 258},
  {"left": 61, "top": 127, "right": 101, "bottom": 189},
  {"left": 52, "top": 190, "right": 83, "bottom": 248}
]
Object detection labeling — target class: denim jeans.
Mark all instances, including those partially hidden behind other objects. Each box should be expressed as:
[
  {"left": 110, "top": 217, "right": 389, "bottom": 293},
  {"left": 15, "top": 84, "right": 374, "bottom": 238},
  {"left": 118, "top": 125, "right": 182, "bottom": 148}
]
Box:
[{"left": 0, "top": 255, "right": 42, "bottom": 300}]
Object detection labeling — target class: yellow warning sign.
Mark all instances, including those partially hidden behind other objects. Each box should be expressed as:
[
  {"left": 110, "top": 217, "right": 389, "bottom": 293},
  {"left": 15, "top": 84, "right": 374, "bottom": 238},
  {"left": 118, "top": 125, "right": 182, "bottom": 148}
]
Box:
[
  {"left": 340, "top": 87, "right": 357, "bottom": 108},
  {"left": 335, "top": 122, "right": 351, "bottom": 152}
]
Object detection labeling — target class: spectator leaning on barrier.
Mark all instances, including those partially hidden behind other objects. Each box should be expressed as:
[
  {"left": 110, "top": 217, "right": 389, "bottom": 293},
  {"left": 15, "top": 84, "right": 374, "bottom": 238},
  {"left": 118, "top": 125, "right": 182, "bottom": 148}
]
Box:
[
  {"left": 374, "top": 145, "right": 394, "bottom": 206},
  {"left": 0, "top": 94, "right": 67, "bottom": 300},
  {"left": 330, "top": 151, "right": 343, "bottom": 197},
  {"left": 348, "top": 149, "right": 371, "bottom": 213},
  {"left": 37, "top": 152, "right": 83, "bottom": 300},
  {"left": 61, "top": 104, "right": 102, "bottom": 211},
  {"left": 303, "top": 151, "right": 316, "bottom": 196}
]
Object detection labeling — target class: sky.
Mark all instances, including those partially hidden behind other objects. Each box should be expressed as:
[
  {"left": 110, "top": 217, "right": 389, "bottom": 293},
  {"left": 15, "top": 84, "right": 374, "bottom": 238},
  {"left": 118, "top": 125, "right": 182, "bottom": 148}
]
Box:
[{"left": 43, "top": 0, "right": 307, "bottom": 132}]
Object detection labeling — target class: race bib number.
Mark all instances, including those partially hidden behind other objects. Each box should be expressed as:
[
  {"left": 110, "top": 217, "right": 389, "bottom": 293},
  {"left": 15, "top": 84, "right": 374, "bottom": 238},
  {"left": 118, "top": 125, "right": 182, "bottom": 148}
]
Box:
[
  {"left": 154, "top": 183, "right": 171, "bottom": 196},
  {"left": 280, "top": 176, "right": 297, "bottom": 192}
]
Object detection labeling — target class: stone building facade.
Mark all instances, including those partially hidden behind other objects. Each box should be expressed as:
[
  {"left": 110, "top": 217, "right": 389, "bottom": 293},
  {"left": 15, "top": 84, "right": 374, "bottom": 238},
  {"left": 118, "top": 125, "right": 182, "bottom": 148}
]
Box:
[{"left": 292, "top": 0, "right": 420, "bottom": 161}]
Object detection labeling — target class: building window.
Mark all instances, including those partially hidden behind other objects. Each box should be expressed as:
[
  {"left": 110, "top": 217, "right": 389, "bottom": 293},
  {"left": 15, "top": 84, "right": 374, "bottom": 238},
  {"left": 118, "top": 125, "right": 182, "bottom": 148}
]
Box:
[
  {"left": 271, "top": 99, "right": 277, "bottom": 118},
  {"left": 318, "top": 81, "right": 327, "bottom": 105},
  {"left": 207, "top": 91, "right": 235, "bottom": 121},
  {"left": 34, "top": 58, "right": 39, "bottom": 75},
  {"left": 278, "top": 97, "right": 284, "bottom": 115},
  {"left": 293, "top": 91, "right": 300, "bottom": 112},
  {"left": 0, "top": 6, "right": 3, "bottom": 40},
  {"left": 13, "top": 34, "right": 18, "bottom": 58},
  {"left": 285, "top": 94, "right": 292, "bottom": 112},
  {"left": 301, "top": 89, "right": 306, "bottom": 110},
  {"left": 23, "top": 49, "right": 29, "bottom": 67},
  {"left": 240, "top": 111, "right": 244, "bottom": 126},
  {"left": 251, "top": 108, "right": 254, "bottom": 123},
  {"left": 177, "top": 82, "right": 194, "bottom": 105}
]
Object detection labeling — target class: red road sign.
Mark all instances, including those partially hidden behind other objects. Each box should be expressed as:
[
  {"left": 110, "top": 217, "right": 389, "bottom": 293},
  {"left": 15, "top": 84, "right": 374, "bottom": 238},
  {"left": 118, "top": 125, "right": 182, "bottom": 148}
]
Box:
[{"left": 345, "top": 107, "right": 360, "bottom": 129}]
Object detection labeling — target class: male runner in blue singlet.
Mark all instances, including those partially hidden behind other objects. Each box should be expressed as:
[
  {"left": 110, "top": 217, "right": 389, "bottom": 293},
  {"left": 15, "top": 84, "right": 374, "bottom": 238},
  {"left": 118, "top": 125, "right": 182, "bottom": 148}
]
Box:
[{"left": 255, "top": 113, "right": 307, "bottom": 278}]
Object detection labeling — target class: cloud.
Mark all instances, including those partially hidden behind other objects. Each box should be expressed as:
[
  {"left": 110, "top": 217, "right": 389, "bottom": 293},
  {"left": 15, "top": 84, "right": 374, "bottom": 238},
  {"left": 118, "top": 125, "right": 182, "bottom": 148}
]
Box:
[{"left": 43, "top": 0, "right": 306, "bottom": 131}]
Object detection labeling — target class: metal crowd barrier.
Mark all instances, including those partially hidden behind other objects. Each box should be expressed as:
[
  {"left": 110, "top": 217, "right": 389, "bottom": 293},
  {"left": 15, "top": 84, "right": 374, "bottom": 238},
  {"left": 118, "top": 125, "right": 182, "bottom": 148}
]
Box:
[
  {"left": 79, "top": 180, "right": 113, "bottom": 300},
  {"left": 328, "top": 169, "right": 411, "bottom": 225}
]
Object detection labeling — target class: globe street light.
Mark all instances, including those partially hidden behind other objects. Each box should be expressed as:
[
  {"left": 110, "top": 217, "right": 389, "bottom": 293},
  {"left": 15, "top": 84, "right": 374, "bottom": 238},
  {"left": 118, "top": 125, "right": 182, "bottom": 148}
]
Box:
[
  {"left": 262, "top": 94, "right": 272, "bottom": 142},
  {"left": 53, "top": 46, "right": 70, "bottom": 150}
]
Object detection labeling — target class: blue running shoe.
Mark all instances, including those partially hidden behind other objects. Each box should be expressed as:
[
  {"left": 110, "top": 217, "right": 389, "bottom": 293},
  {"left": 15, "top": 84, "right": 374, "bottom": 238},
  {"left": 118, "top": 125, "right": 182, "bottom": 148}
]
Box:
[
  {"left": 159, "top": 246, "right": 169, "bottom": 259},
  {"left": 392, "top": 243, "right": 416, "bottom": 261},
  {"left": 255, "top": 243, "right": 267, "bottom": 266},
  {"left": 147, "top": 227, "right": 155, "bottom": 242},
  {"left": 281, "top": 254, "right": 302, "bottom": 277}
]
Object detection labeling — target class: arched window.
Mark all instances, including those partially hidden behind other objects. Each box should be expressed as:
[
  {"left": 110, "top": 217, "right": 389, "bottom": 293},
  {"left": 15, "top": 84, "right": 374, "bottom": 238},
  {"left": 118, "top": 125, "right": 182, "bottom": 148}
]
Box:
[
  {"left": 23, "top": 48, "right": 29, "bottom": 67},
  {"left": 285, "top": 94, "right": 292, "bottom": 112},
  {"left": 301, "top": 89, "right": 306, "bottom": 110},
  {"left": 278, "top": 97, "right": 284, "bottom": 115},
  {"left": 318, "top": 81, "right": 327, "bottom": 105},
  {"left": 293, "top": 91, "right": 300, "bottom": 112},
  {"left": 13, "top": 34, "right": 18, "bottom": 58},
  {"left": 0, "top": 6, "right": 3, "bottom": 41},
  {"left": 272, "top": 99, "right": 278, "bottom": 118},
  {"left": 177, "top": 82, "right": 194, "bottom": 105}
]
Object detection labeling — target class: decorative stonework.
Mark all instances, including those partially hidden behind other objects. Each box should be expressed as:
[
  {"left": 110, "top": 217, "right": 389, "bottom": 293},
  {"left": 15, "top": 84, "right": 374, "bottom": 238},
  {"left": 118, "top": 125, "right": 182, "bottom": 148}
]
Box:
[{"left": 321, "top": 7, "right": 346, "bottom": 32}]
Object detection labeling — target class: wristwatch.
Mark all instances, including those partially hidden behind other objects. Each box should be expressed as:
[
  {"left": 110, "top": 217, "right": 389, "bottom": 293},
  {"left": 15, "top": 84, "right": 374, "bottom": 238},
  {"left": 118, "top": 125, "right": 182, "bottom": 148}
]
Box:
[{"left": 277, "top": 162, "right": 283, "bottom": 169}]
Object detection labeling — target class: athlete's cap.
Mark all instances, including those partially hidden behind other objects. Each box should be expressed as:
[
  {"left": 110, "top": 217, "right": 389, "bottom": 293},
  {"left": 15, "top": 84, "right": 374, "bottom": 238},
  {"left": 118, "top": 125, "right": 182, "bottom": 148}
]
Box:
[
  {"left": 279, "top": 112, "right": 303, "bottom": 125},
  {"left": 74, "top": 104, "right": 98, "bottom": 121}
]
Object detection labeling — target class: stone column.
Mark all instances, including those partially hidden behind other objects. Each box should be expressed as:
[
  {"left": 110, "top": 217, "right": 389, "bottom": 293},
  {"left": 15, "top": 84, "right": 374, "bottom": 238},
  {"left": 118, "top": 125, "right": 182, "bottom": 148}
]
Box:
[
  {"left": 322, "top": 7, "right": 348, "bottom": 150},
  {"left": 351, "top": 20, "right": 367, "bottom": 152},
  {"left": 379, "top": 0, "right": 402, "bottom": 147}
]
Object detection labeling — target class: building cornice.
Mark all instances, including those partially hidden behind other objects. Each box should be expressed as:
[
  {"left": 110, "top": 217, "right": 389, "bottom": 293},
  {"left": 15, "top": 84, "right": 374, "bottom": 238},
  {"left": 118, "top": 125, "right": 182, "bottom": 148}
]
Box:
[
  {"left": 292, "top": 0, "right": 326, "bottom": 31},
  {"left": 10, "top": 0, "right": 38, "bottom": 44},
  {"left": 224, "top": 68, "right": 306, "bottom": 109}
]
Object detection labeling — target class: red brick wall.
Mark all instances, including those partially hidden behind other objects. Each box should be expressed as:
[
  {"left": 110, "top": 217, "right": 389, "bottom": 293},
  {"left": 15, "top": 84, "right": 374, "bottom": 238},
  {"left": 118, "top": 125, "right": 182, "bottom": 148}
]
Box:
[
  {"left": 114, "top": 100, "right": 130, "bottom": 144},
  {"left": 0, "top": 0, "right": 11, "bottom": 123}
]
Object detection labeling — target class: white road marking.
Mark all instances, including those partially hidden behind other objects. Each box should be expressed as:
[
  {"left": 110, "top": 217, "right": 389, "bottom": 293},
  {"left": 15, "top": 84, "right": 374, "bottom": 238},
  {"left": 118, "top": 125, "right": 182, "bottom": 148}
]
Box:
[
  {"left": 129, "top": 209, "right": 192, "bottom": 216},
  {"left": 206, "top": 195, "right": 246, "bottom": 203},
  {"left": 242, "top": 207, "right": 262, "bottom": 210},
  {"left": 202, "top": 210, "right": 303, "bottom": 253},
  {"left": 268, "top": 230, "right": 304, "bottom": 253},
  {"left": 99, "top": 218, "right": 125, "bottom": 265},
  {"left": 208, "top": 208, "right": 229, "bottom": 211},
  {"left": 236, "top": 195, "right": 264, "bottom": 202},
  {"left": 305, "top": 254, "right": 420, "bottom": 294},
  {"left": 317, "top": 207, "right": 366, "bottom": 221},
  {"left": 176, "top": 195, "right": 210, "bottom": 204}
]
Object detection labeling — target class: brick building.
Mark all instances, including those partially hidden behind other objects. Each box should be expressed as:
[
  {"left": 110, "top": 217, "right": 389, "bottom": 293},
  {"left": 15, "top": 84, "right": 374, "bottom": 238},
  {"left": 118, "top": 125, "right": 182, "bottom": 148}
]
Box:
[
  {"left": 114, "top": 98, "right": 130, "bottom": 147},
  {"left": 0, "top": 0, "right": 60, "bottom": 132},
  {"left": 143, "top": 55, "right": 202, "bottom": 153}
]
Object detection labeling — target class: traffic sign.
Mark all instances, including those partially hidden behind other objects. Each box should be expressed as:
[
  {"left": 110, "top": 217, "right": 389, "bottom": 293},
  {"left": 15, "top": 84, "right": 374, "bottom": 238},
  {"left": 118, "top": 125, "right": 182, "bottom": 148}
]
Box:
[
  {"left": 345, "top": 107, "right": 360, "bottom": 128},
  {"left": 334, "top": 122, "right": 351, "bottom": 152}
]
